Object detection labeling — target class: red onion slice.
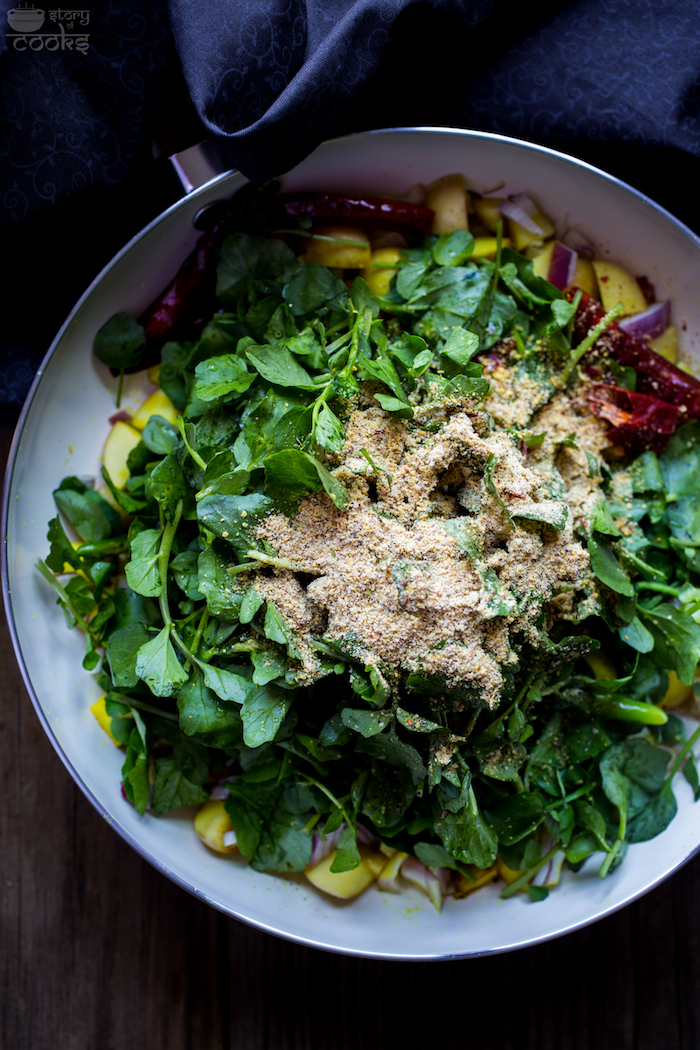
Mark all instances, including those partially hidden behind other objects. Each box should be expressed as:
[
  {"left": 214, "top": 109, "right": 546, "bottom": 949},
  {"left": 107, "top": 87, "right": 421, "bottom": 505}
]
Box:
[
  {"left": 547, "top": 242, "right": 578, "bottom": 289},
  {"left": 109, "top": 410, "right": 132, "bottom": 425},
  {"left": 618, "top": 301, "right": 670, "bottom": 342},
  {"left": 401, "top": 857, "right": 450, "bottom": 911},
  {"left": 310, "top": 826, "right": 344, "bottom": 867},
  {"left": 498, "top": 193, "right": 546, "bottom": 235}
]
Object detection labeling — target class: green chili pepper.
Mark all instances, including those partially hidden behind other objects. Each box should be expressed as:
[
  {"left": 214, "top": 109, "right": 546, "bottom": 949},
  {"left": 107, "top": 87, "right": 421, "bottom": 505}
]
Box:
[{"left": 594, "top": 696, "right": 668, "bottom": 725}]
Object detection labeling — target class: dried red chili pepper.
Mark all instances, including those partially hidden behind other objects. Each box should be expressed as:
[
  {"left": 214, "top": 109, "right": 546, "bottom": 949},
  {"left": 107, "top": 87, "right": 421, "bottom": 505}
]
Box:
[
  {"left": 275, "top": 192, "right": 435, "bottom": 233},
  {"left": 568, "top": 291, "right": 700, "bottom": 418},
  {"left": 586, "top": 383, "right": 680, "bottom": 452}
]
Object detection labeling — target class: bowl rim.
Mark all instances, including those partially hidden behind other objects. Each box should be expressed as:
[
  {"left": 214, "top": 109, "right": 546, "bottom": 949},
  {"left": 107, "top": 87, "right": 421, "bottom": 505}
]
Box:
[{"left": 4, "top": 125, "right": 700, "bottom": 961}]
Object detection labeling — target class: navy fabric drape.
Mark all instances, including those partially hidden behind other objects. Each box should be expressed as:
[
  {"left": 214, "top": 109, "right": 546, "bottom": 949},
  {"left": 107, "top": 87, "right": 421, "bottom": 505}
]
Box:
[{"left": 1, "top": 0, "right": 699, "bottom": 415}]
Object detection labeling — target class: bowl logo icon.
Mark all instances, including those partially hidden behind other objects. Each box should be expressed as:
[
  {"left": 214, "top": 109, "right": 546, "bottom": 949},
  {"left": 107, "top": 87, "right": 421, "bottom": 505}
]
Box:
[{"left": 7, "top": 5, "right": 45, "bottom": 32}]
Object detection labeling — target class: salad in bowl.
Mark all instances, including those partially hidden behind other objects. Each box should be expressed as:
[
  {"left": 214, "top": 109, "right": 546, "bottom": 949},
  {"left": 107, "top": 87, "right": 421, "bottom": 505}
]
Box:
[{"left": 36, "top": 164, "right": 700, "bottom": 915}]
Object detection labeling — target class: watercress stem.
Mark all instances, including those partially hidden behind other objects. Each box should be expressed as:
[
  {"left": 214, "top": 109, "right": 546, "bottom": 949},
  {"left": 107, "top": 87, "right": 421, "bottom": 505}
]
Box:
[{"left": 501, "top": 844, "right": 561, "bottom": 899}]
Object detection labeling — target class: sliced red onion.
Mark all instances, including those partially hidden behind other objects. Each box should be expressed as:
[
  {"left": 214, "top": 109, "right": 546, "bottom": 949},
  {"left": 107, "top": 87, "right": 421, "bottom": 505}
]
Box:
[
  {"left": 531, "top": 850, "right": 566, "bottom": 888},
  {"left": 401, "top": 857, "right": 449, "bottom": 911},
  {"left": 109, "top": 410, "right": 132, "bottom": 425},
  {"left": 310, "top": 825, "right": 344, "bottom": 867},
  {"left": 498, "top": 193, "right": 546, "bottom": 235},
  {"left": 222, "top": 830, "right": 237, "bottom": 848},
  {"left": 210, "top": 776, "right": 237, "bottom": 800},
  {"left": 618, "top": 300, "right": 670, "bottom": 342},
  {"left": 560, "top": 226, "right": 596, "bottom": 259},
  {"left": 547, "top": 242, "right": 578, "bottom": 289}
]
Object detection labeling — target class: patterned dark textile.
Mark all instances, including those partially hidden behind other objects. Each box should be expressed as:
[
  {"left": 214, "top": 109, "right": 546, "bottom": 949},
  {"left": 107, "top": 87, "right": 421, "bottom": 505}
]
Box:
[{"left": 1, "top": 0, "right": 699, "bottom": 415}]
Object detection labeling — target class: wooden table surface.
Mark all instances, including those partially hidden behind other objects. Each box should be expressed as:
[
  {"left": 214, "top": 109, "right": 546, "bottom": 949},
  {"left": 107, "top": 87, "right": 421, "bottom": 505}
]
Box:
[{"left": 1, "top": 422, "right": 699, "bottom": 1050}]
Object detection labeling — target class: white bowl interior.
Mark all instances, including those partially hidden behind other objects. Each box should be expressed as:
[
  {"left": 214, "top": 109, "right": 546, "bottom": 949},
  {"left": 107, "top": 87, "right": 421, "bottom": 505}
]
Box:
[{"left": 5, "top": 129, "right": 700, "bottom": 959}]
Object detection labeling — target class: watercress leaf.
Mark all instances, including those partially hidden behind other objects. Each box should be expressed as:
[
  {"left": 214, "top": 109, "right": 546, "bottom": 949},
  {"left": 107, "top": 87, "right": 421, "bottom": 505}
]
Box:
[
  {"left": 587, "top": 534, "right": 634, "bottom": 597},
  {"left": 53, "top": 488, "right": 113, "bottom": 544},
  {"left": 251, "top": 646, "right": 288, "bottom": 685},
  {"left": 93, "top": 312, "right": 146, "bottom": 372},
  {"left": 141, "top": 415, "right": 180, "bottom": 456},
  {"left": 312, "top": 402, "right": 346, "bottom": 454},
  {"left": 169, "top": 549, "right": 204, "bottom": 600},
  {"left": 341, "top": 707, "right": 393, "bottom": 737},
  {"left": 619, "top": 615, "right": 655, "bottom": 654},
  {"left": 438, "top": 326, "right": 480, "bottom": 377},
  {"left": 193, "top": 354, "right": 256, "bottom": 402},
  {"left": 251, "top": 810, "right": 313, "bottom": 873},
  {"left": 124, "top": 528, "right": 162, "bottom": 597},
  {"left": 589, "top": 499, "right": 622, "bottom": 537},
  {"left": 146, "top": 455, "right": 191, "bottom": 518},
  {"left": 239, "top": 584, "right": 265, "bottom": 624},
  {"left": 194, "top": 659, "right": 256, "bottom": 704},
  {"left": 435, "top": 787, "right": 498, "bottom": 868},
  {"left": 241, "top": 684, "right": 292, "bottom": 747},
  {"left": 626, "top": 785, "right": 677, "bottom": 843},
  {"left": 350, "top": 276, "right": 380, "bottom": 318},
  {"left": 330, "top": 825, "right": 362, "bottom": 872},
  {"left": 432, "top": 229, "right": 475, "bottom": 267},
  {"left": 244, "top": 343, "right": 317, "bottom": 390},
  {"left": 396, "top": 708, "right": 440, "bottom": 734},
  {"left": 356, "top": 730, "right": 426, "bottom": 786},
  {"left": 135, "top": 625, "right": 189, "bottom": 696},
  {"left": 217, "top": 233, "right": 300, "bottom": 306},
  {"left": 283, "top": 263, "right": 349, "bottom": 316},
  {"left": 638, "top": 603, "right": 700, "bottom": 686},
  {"left": 683, "top": 754, "right": 700, "bottom": 802},
  {"left": 197, "top": 547, "right": 244, "bottom": 620},
  {"left": 151, "top": 756, "right": 209, "bottom": 814},
  {"left": 177, "top": 672, "right": 243, "bottom": 743},
  {"left": 483, "top": 792, "right": 546, "bottom": 845},
  {"left": 122, "top": 726, "right": 149, "bottom": 814},
  {"left": 197, "top": 492, "right": 274, "bottom": 549},
  {"left": 264, "top": 449, "right": 348, "bottom": 511},
  {"left": 657, "top": 421, "right": 700, "bottom": 500},
  {"left": 106, "top": 622, "right": 150, "bottom": 688}
]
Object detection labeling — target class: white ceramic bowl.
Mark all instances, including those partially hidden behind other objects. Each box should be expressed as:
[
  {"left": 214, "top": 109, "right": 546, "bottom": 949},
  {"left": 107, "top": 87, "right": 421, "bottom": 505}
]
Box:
[{"left": 4, "top": 128, "right": 700, "bottom": 960}]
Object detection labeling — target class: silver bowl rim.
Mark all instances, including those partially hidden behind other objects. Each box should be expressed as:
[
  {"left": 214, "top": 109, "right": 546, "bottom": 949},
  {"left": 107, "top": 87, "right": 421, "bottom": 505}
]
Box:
[{"left": 3, "top": 125, "right": 700, "bottom": 961}]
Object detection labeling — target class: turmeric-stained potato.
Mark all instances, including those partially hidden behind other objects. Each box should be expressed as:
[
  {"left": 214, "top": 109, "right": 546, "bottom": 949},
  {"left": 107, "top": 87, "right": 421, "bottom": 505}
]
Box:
[
  {"left": 303, "top": 225, "right": 371, "bottom": 269},
  {"left": 131, "top": 389, "right": 179, "bottom": 430},
  {"left": 472, "top": 236, "right": 511, "bottom": 258},
  {"left": 305, "top": 849, "right": 378, "bottom": 899},
  {"left": 425, "top": 173, "right": 469, "bottom": 235},
  {"left": 102, "top": 420, "right": 142, "bottom": 490},
  {"left": 591, "top": 260, "right": 647, "bottom": 317},
  {"left": 662, "top": 670, "right": 694, "bottom": 709},
  {"left": 195, "top": 799, "right": 238, "bottom": 855},
  {"left": 360, "top": 247, "right": 402, "bottom": 297},
  {"left": 648, "top": 325, "right": 678, "bottom": 363},
  {"left": 472, "top": 196, "right": 503, "bottom": 234},
  {"left": 90, "top": 696, "right": 120, "bottom": 746}
]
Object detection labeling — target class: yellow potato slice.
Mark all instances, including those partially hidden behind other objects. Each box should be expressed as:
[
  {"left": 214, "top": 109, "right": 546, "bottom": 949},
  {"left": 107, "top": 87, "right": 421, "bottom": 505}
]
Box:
[
  {"left": 425, "top": 173, "right": 469, "bottom": 235},
  {"left": 194, "top": 799, "right": 238, "bottom": 855},
  {"left": 472, "top": 236, "right": 511, "bottom": 258},
  {"left": 131, "top": 389, "right": 179, "bottom": 430},
  {"left": 302, "top": 225, "right": 371, "bottom": 269},
  {"left": 90, "top": 696, "right": 120, "bottom": 747},
  {"left": 591, "top": 260, "right": 647, "bottom": 317},
  {"left": 360, "top": 247, "right": 402, "bottom": 296},
  {"left": 454, "top": 864, "right": 499, "bottom": 897},
  {"left": 103, "top": 420, "right": 141, "bottom": 490},
  {"left": 304, "top": 849, "right": 378, "bottom": 899},
  {"left": 662, "top": 670, "right": 694, "bottom": 709},
  {"left": 648, "top": 325, "right": 678, "bottom": 363},
  {"left": 472, "top": 196, "right": 503, "bottom": 234}
]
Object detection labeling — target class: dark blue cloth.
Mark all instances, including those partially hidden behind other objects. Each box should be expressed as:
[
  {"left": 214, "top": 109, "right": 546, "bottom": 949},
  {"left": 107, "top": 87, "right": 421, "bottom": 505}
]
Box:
[{"left": 1, "top": 0, "right": 700, "bottom": 417}]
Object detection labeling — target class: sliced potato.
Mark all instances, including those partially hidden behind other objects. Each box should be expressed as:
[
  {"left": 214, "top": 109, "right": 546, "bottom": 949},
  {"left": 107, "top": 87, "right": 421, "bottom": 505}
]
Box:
[
  {"left": 147, "top": 363, "right": 161, "bottom": 385},
  {"left": 425, "top": 173, "right": 469, "bottom": 235},
  {"left": 472, "top": 196, "right": 503, "bottom": 234},
  {"left": 103, "top": 420, "right": 142, "bottom": 490},
  {"left": 377, "top": 850, "right": 407, "bottom": 892},
  {"left": 302, "top": 225, "right": 371, "bottom": 269},
  {"left": 360, "top": 246, "right": 402, "bottom": 297},
  {"left": 591, "top": 260, "right": 647, "bottom": 317},
  {"left": 90, "top": 696, "right": 120, "bottom": 746},
  {"left": 572, "top": 257, "right": 599, "bottom": 298},
  {"left": 531, "top": 242, "right": 555, "bottom": 281},
  {"left": 648, "top": 325, "right": 678, "bottom": 363},
  {"left": 662, "top": 670, "right": 694, "bottom": 709},
  {"left": 472, "top": 236, "right": 511, "bottom": 258},
  {"left": 305, "top": 849, "right": 378, "bottom": 899},
  {"left": 454, "top": 864, "right": 499, "bottom": 897},
  {"left": 507, "top": 210, "right": 555, "bottom": 252},
  {"left": 496, "top": 858, "right": 522, "bottom": 885},
  {"left": 194, "top": 799, "right": 238, "bottom": 855},
  {"left": 131, "top": 389, "right": 179, "bottom": 430}
]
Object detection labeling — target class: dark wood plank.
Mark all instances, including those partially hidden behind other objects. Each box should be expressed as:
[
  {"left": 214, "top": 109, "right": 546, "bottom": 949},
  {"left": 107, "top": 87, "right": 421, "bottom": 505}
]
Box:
[{"left": 2, "top": 415, "right": 700, "bottom": 1050}]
